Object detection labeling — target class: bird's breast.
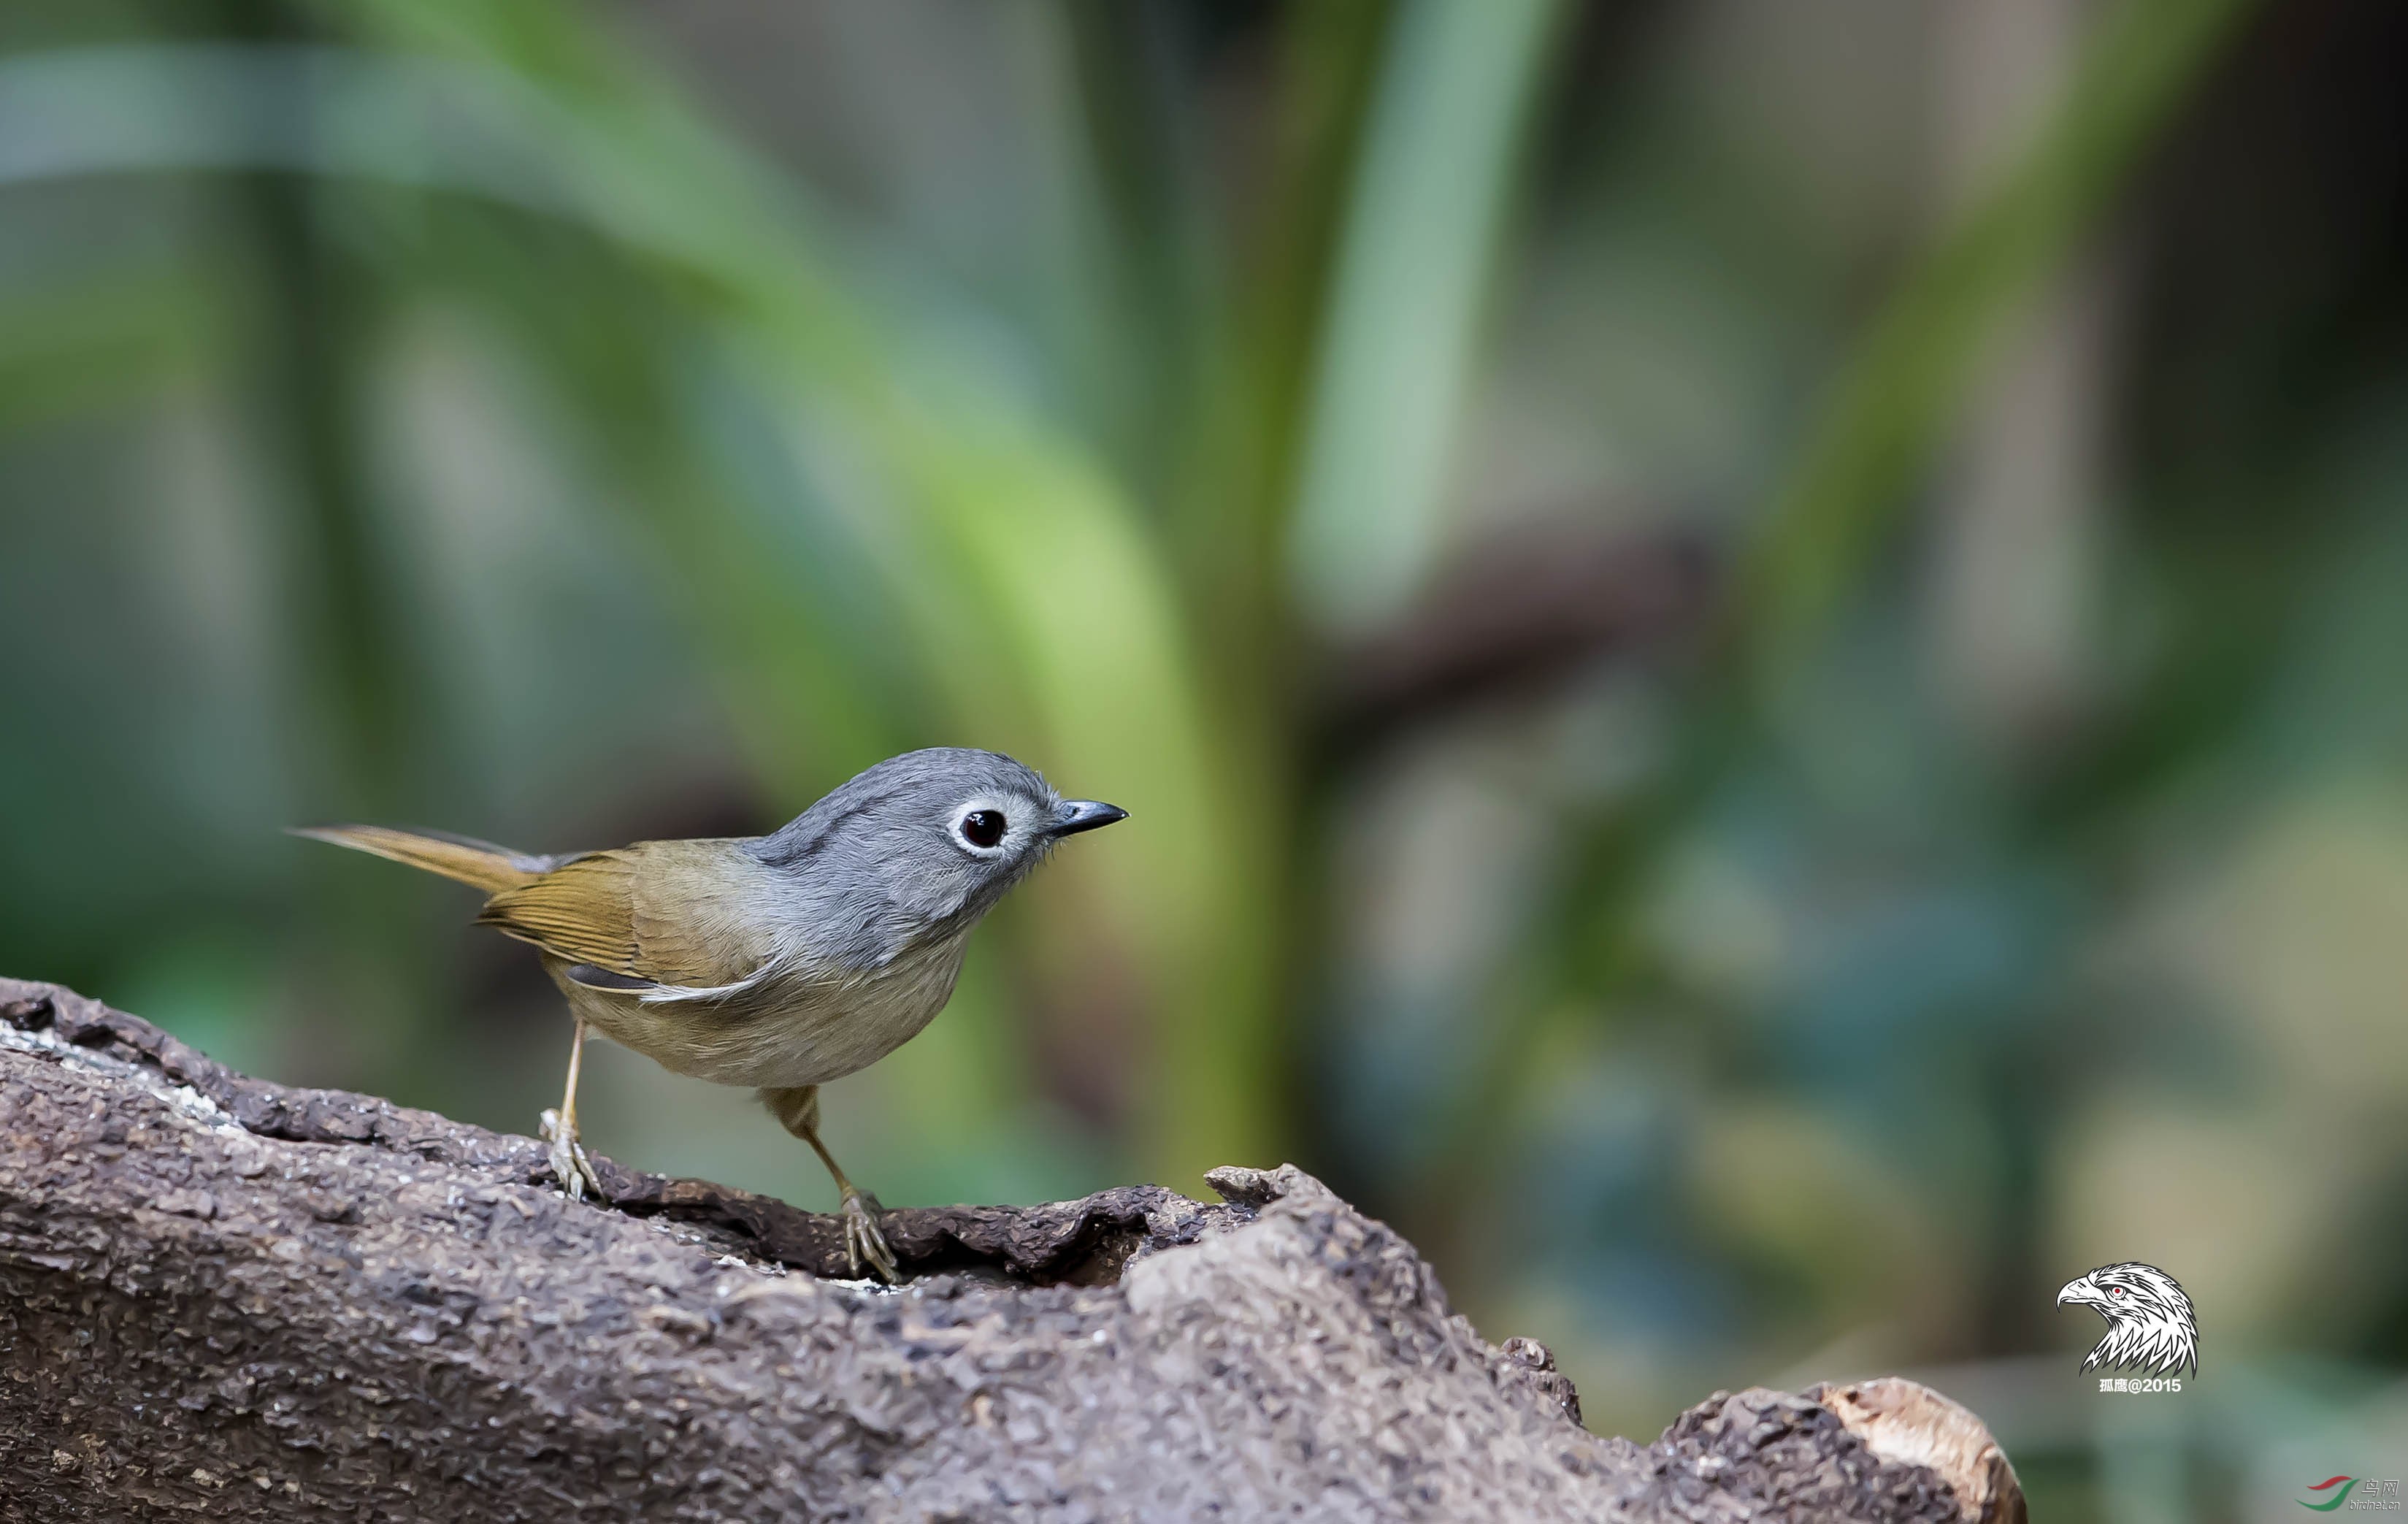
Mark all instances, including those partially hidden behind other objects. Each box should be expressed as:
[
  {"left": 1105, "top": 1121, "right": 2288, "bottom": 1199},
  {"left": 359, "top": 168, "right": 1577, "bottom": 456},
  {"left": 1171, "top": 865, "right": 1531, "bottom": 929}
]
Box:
[{"left": 570, "top": 930, "right": 972, "bottom": 1090}]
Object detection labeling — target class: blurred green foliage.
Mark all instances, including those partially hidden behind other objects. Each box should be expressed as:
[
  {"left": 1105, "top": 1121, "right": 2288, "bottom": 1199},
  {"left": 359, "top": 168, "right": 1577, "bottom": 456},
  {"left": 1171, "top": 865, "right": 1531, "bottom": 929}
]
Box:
[{"left": 5, "top": 1, "right": 2407, "bottom": 1515}]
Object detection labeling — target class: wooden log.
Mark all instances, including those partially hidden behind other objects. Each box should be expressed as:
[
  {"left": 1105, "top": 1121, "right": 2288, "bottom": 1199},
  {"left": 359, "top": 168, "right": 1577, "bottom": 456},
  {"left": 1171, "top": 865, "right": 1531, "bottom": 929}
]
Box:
[{"left": 0, "top": 978, "right": 2022, "bottom": 1522}]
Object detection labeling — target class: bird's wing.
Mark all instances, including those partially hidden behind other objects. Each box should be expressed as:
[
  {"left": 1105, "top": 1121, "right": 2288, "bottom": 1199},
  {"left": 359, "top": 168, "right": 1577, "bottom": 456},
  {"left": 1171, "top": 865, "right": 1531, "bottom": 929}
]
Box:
[
  {"left": 476, "top": 851, "right": 643, "bottom": 975},
  {"left": 477, "top": 841, "right": 776, "bottom": 995},
  {"left": 626, "top": 839, "right": 786, "bottom": 1000}
]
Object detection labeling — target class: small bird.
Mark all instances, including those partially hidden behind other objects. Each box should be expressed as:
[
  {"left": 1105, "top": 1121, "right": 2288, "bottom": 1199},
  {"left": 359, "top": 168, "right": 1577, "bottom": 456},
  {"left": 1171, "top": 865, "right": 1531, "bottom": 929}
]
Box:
[{"left": 295, "top": 747, "right": 1126, "bottom": 1280}]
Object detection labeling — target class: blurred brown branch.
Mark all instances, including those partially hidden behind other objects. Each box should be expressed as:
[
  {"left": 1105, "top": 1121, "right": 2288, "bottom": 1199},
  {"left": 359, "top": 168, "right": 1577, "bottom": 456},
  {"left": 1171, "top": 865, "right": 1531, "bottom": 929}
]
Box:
[{"left": 1319, "top": 520, "right": 1719, "bottom": 755}]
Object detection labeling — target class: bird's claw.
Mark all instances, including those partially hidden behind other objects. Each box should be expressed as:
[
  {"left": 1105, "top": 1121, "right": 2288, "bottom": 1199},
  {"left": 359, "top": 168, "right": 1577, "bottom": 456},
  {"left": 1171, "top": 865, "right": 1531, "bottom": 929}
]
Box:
[
  {"left": 841, "top": 1189, "right": 898, "bottom": 1283},
  {"left": 539, "top": 1108, "right": 605, "bottom": 1202}
]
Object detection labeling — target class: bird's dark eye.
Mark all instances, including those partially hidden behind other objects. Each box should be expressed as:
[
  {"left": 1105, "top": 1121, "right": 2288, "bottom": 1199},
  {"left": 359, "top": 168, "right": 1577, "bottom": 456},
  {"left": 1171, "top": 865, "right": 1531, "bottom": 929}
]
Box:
[
  {"left": 2109, "top": 1286, "right": 2125, "bottom": 1297},
  {"left": 960, "top": 809, "right": 1007, "bottom": 849}
]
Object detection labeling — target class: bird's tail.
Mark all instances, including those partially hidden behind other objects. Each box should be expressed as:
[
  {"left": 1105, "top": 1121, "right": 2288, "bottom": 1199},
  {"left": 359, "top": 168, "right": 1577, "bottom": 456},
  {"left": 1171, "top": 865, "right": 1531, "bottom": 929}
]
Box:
[{"left": 289, "top": 824, "right": 551, "bottom": 894}]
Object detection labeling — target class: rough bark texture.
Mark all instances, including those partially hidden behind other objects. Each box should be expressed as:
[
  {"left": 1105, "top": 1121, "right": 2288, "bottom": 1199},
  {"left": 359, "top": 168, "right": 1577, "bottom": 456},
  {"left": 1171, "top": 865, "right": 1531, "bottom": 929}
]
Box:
[{"left": 0, "top": 978, "right": 2023, "bottom": 1523}]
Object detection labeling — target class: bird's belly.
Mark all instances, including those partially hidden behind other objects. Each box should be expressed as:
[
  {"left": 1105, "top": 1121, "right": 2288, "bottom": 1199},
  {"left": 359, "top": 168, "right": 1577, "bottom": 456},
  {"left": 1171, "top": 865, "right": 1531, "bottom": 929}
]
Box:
[{"left": 571, "top": 943, "right": 965, "bottom": 1091}]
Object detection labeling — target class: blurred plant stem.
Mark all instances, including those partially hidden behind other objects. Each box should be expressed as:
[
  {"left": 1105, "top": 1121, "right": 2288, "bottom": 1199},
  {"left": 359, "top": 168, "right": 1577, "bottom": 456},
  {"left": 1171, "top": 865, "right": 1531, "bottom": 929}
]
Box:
[
  {"left": 1181, "top": 3, "right": 1395, "bottom": 1179},
  {"left": 1064, "top": 2, "right": 1380, "bottom": 1182},
  {"left": 1059, "top": 0, "right": 1206, "bottom": 506},
  {"left": 1284, "top": 0, "right": 1566, "bottom": 636},
  {"left": 217, "top": 0, "right": 448, "bottom": 1091},
  {"left": 1163, "top": 0, "right": 1563, "bottom": 1182},
  {"left": 1418, "top": 0, "right": 2262, "bottom": 1287},
  {"left": 1738, "top": 0, "right": 2261, "bottom": 678},
  {"left": 235, "top": 142, "right": 409, "bottom": 814}
]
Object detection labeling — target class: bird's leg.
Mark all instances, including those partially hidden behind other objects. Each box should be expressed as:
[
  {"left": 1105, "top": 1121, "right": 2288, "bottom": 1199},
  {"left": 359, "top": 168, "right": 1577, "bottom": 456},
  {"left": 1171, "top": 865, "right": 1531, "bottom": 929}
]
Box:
[
  {"left": 808, "top": 1128, "right": 898, "bottom": 1285},
  {"left": 539, "top": 1014, "right": 605, "bottom": 1201},
  {"left": 762, "top": 1084, "right": 897, "bottom": 1282}
]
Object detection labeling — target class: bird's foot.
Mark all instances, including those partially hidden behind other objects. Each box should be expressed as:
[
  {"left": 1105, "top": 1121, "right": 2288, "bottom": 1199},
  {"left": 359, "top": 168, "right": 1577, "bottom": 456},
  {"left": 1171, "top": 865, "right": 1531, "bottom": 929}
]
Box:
[
  {"left": 539, "top": 1108, "right": 605, "bottom": 1202},
  {"left": 841, "top": 1189, "right": 899, "bottom": 1283}
]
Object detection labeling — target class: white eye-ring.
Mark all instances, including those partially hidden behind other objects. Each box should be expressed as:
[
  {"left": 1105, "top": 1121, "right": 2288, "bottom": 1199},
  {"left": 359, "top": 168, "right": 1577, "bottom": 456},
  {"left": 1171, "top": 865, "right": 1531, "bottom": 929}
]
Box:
[{"left": 955, "top": 806, "right": 1010, "bottom": 853}]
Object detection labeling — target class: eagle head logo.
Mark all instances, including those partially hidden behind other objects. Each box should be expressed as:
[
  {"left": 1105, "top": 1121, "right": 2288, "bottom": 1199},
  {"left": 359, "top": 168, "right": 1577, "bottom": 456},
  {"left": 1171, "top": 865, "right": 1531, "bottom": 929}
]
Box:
[{"left": 2056, "top": 1262, "right": 2198, "bottom": 1377}]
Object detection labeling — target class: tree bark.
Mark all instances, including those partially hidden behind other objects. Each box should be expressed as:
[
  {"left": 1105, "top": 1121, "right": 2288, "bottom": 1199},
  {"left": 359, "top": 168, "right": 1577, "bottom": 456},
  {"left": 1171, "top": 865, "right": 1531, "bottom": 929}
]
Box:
[{"left": 0, "top": 978, "right": 2022, "bottom": 1523}]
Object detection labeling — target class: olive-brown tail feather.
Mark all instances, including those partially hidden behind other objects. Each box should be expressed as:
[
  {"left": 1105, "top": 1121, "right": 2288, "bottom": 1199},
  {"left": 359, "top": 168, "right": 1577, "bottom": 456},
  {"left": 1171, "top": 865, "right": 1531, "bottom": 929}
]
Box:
[{"left": 289, "top": 824, "right": 553, "bottom": 894}]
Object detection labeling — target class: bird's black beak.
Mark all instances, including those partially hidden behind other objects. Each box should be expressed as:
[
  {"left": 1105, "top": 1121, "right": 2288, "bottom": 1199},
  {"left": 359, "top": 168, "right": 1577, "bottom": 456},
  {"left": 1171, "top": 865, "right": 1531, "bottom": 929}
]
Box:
[{"left": 1054, "top": 800, "right": 1128, "bottom": 837}]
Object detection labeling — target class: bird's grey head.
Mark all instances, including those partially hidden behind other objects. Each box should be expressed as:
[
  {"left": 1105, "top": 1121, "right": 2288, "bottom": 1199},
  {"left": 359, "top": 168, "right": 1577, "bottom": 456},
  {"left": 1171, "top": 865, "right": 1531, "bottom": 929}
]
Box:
[{"left": 752, "top": 748, "right": 1125, "bottom": 948}]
